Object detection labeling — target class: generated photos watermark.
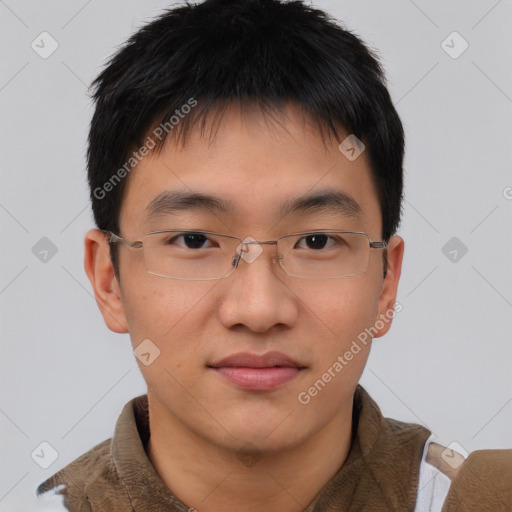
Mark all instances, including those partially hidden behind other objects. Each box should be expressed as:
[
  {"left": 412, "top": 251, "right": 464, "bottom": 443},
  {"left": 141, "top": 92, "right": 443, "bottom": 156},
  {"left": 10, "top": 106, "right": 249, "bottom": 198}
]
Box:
[
  {"left": 298, "top": 301, "right": 403, "bottom": 405},
  {"left": 93, "top": 97, "right": 198, "bottom": 200}
]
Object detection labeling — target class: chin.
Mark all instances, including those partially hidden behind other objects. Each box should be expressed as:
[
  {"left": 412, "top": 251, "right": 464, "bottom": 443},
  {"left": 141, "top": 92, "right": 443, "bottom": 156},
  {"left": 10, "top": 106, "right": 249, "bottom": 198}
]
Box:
[{"left": 222, "top": 413, "right": 311, "bottom": 451}]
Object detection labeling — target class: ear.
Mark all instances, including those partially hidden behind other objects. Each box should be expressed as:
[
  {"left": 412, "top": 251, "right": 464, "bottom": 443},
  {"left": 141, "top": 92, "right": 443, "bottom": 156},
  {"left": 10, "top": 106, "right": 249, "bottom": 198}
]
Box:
[
  {"left": 84, "top": 229, "right": 129, "bottom": 334},
  {"left": 373, "top": 235, "right": 404, "bottom": 339}
]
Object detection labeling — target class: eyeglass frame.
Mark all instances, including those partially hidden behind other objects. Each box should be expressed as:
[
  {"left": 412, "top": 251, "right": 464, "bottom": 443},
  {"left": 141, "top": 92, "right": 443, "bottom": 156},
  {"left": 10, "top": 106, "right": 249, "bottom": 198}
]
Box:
[{"left": 103, "top": 229, "right": 388, "bottom": 280}]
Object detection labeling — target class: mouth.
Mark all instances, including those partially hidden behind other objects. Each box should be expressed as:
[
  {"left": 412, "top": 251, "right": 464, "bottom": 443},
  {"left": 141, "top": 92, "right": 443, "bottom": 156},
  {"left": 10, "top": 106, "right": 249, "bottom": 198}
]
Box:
[{"left": 207, "top": 351, "right": 306, "bottom": 391}]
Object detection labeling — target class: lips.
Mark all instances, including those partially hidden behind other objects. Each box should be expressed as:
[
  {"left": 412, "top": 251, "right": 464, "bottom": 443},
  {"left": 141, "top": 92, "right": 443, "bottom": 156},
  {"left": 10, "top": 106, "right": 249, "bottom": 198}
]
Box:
[
  {"left": 209, "top": 351, "right": 304, "bottom": 369},
  {"left": 208, "top": 351, "right": 305, "bottom": 391}
]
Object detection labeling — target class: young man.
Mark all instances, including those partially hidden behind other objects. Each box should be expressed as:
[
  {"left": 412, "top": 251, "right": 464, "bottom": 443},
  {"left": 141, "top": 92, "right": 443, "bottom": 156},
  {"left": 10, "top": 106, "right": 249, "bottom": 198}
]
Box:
[{"left": 37, "top": 0, "right": 511, "bottom": 510}]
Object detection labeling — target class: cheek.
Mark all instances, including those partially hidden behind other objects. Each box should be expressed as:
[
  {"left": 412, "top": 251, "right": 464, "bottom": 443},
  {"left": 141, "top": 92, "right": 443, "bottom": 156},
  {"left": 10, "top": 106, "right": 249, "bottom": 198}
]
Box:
[
  {"left": 121, "top": 279, "right": 221, "bottom": 397},
  {"left": 122, "top": 278, "right": 215, "bottom": 340},
  {"left": 123, "top": 281, "right": 212, "bottom": 403},
  {"left": 287, "top": 276, "right": 380, "bottom": 343},
  {"left": 294, "top": 278, "right": 379, "bottom": 384},
  {"left": 295, "top": 282, "right": 378, "bottom": 419}
]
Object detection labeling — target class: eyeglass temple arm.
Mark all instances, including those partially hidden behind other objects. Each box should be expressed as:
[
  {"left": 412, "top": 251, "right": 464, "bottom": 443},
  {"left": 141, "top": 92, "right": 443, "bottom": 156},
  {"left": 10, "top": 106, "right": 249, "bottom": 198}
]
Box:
[{"left": 103, "top": 231, "right": 142, "bottom": 249}]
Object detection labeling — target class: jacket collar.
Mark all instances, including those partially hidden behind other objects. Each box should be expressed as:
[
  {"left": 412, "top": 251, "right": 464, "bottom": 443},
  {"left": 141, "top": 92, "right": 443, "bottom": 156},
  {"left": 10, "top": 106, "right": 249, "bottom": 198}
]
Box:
[{"left": 111, "top": 385, "right": 430, "bottom": 511}]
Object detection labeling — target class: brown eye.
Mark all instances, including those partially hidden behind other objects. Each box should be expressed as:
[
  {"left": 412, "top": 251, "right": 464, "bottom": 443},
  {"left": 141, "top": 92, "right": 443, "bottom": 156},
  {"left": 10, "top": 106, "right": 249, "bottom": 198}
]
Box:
[
  {"left": 165, "top": 232, "right": 212, "bottom": 249},
  {"left": 296, "top": 233, "right": 335, "bottom": 250},
  {"left": 304, "top": 234, "right": 329, "bottom": 250}
]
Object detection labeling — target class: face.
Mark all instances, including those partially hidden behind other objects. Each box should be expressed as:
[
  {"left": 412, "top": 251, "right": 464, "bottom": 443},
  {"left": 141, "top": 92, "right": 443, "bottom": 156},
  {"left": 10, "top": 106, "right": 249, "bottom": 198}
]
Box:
[{"left": 85, "top": 103, "right": 403, "bottom": 455}]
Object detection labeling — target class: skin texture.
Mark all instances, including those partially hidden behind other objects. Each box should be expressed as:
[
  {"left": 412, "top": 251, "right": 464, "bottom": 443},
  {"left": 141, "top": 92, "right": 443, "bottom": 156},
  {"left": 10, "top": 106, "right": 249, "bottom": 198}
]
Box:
[{"left": 84, "top": 103, "right": 404, "bottom": 512}]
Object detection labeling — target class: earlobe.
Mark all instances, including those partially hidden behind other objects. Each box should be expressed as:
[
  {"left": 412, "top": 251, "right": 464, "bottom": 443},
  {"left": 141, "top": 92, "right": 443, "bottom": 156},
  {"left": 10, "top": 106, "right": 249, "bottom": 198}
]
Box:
[
  {"left": 84, "top": 229, "right": 129, "bottom": 334},
  {"left": 373, "top": 235, "right": 404, "bottom": 339}
]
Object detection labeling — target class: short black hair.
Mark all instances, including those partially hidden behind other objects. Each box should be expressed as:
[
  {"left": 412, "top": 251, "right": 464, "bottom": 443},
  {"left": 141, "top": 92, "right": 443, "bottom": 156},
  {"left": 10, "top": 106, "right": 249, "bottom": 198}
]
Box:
[{"left": 87, "top": 0, "right": 404, "bottom": 281}]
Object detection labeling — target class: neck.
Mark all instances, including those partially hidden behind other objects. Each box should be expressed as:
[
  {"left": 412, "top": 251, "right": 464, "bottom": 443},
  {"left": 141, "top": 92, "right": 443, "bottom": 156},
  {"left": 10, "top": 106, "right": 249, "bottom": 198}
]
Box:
[{"left": 146, "top": 396, "right": 354, "bottom": 512}]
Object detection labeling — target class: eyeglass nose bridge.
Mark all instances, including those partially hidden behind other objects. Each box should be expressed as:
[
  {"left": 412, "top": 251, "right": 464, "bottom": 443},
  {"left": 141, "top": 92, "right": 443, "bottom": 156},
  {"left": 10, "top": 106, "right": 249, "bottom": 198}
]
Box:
[{"left": 231, "top": 238, "right": 282, "bottom": 269}]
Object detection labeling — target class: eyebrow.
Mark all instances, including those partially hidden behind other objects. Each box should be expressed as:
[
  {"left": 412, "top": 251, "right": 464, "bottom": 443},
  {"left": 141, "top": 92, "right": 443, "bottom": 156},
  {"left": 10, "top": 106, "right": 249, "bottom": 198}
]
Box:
[
  {"left": 145, "top": 189, "right": 362, "bottom": 219},
  {"left": 280, "top": 189, "right": 362, "bottom": 219}
]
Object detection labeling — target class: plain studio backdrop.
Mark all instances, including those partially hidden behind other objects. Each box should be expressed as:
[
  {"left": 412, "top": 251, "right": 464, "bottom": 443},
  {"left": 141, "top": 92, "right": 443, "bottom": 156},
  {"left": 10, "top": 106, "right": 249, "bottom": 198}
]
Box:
[{"left": 1, "top": 1, "right": 511, "bottom": 510}]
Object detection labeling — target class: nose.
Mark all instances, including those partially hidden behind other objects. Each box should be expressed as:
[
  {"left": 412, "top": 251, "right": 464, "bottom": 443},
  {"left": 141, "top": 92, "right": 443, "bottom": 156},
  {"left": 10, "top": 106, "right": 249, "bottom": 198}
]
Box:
[{"left": 217, "top": 242, "right": 299, "bottom": 333}]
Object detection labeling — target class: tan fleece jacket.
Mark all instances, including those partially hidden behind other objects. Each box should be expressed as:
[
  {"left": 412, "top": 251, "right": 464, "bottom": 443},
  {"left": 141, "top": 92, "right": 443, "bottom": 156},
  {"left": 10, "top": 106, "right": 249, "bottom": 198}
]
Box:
[{"left": 37, "top": 386, "right": 512, "bottom": 511}]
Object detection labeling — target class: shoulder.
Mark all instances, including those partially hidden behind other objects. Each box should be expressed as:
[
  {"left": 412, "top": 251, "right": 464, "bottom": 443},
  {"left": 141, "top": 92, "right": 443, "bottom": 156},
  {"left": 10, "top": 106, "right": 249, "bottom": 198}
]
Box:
[
  {"left": 441, "top": 447, "right": 512, "bottom": 511},
  {"left": 36, "top": 438, "right": 120, "bottom": 509},
  {"left": 427, "top": 441, "right": 512, "bottom": 484},
  {"left": 37, "top": 438, "right": 112, "bottom": 494},
  {"left": 415, "top": 439, "right": 512, "bottom": 512}
]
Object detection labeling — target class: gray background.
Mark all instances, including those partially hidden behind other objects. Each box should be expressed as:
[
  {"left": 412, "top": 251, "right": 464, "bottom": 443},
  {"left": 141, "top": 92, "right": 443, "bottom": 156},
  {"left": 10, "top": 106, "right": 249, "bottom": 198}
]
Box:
[{"left": 1, "top": 0, "right": 511, "bottom": 509}]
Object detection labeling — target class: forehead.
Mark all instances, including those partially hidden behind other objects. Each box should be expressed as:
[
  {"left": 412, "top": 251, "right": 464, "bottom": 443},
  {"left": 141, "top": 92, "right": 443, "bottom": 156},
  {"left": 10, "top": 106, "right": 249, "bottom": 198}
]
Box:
[{"left": 119, "top": 103, "right": 381, "bottom": 235}]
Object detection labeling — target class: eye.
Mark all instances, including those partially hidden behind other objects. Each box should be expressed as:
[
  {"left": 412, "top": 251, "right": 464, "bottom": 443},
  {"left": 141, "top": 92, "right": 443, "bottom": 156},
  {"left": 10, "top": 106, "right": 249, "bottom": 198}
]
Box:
[
  {"left": 296, "top": 233, "right": 336, "bottom": 250},
  {"left": 167, "top": 232, "right": 216, "bottom": 249}
]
